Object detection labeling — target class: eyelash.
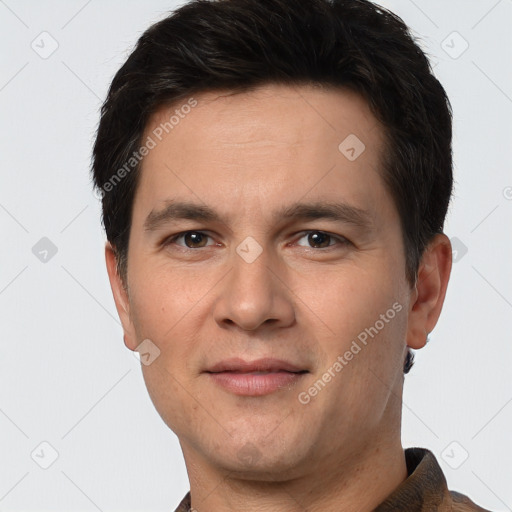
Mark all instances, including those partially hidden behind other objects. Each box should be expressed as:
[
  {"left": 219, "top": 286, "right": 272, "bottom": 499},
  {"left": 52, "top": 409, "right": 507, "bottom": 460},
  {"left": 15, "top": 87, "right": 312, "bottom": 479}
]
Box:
[{"left": 163, "top": 230, "right": 351, "bottom": 250}]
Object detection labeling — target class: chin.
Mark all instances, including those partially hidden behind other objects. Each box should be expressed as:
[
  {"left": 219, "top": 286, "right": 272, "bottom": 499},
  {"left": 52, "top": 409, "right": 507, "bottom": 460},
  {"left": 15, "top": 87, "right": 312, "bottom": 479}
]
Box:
[
  {"left": 202, "top": 434, "right": 312, "bottom": 481},
  {"left": 215, "top": 452, "right": 305, "bottom": 482}
]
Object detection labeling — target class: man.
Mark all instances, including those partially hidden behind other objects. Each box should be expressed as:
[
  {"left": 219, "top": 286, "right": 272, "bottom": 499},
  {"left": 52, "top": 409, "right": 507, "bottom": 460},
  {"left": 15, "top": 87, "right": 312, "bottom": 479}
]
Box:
[{"left": 91, "top": 0, "right": 491, "bottom": 510}]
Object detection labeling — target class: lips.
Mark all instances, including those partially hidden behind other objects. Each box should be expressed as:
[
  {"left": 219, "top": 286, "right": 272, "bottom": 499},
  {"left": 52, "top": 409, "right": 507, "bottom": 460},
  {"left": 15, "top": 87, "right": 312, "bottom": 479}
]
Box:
[
  {"left": 205, "top": 357, "right": 307, "bottom": 374},
  {"left": 205, "top": 358, "right": 308, "bottom": 396}
]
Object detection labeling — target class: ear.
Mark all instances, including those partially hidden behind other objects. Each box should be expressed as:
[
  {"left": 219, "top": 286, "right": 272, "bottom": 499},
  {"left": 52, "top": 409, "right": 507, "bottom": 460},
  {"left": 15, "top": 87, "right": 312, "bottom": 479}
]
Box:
[
  {"left": 406, "top": 233, "right": 452, "bottom": 350},
  {"left": 105, "top": 242, "right": 138, "bottom": 351}
]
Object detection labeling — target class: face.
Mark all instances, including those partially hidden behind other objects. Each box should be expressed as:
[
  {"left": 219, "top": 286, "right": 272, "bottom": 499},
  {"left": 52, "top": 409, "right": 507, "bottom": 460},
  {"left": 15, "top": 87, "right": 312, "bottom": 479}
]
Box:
[{"left": 106, "top": 84, "right": 450, "bottom": 482}]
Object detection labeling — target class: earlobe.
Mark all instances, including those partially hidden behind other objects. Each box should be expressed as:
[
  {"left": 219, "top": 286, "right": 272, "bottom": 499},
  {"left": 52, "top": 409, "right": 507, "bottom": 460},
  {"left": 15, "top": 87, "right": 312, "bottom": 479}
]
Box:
[
  {"left": 406, "top": 328, "right": 430, "bottom": 350},
  {"left": 105, "top": 242, "right": 138, "bottom": 351},
  {"left": 406, "top": 234, "right": 452, "bottom": 350}
]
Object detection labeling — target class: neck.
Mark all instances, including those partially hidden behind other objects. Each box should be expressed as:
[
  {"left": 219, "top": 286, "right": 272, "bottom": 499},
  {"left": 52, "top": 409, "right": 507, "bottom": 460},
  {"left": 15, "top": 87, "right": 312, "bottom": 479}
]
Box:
[{"left": 183, "top": 438, "right": 408, "bottom": 512}]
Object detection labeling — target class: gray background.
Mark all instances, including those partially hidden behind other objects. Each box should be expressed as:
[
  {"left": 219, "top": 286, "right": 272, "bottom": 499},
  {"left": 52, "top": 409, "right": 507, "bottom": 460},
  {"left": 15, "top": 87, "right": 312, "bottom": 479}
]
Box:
[{"left": 1, "top": 0, "right": 511, "bottom": 510}]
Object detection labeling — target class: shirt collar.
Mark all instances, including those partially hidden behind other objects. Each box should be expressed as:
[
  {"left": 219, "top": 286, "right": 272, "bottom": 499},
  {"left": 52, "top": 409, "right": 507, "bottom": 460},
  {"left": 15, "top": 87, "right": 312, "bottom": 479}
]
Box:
[{"left": 373, "top": 447, "right": 452, "bottom": 511}]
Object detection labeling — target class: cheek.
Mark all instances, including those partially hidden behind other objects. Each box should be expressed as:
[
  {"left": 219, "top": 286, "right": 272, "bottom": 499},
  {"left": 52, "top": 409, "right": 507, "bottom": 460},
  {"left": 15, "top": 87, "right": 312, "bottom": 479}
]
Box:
[
  {"left": 295, "top": 257, "right": 408, "bottom": 411},
  {"left": 128, "top": 257, "right": 207, "bottom": 340},
  {"left": 129, "top": 270, "right": 207, "bottom": 435},
  {"left": 127, "top": 270, "right": 199, "bottom": 410},
  {"left": 140, "top": 357, "right": 211, "bottom": 442},
  {"left": 304, "top": 284, "right": 407, "bottom": 431},
  {"left": 294, "top": 260, "right": 402, "bottom": 345}
]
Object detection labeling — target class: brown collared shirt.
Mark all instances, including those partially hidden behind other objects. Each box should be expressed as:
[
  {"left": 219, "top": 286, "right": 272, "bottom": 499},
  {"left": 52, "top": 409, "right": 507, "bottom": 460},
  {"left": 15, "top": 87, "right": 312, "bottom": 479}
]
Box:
[{"left": 173, "top": 447, "right": 492, "bottom": 511}]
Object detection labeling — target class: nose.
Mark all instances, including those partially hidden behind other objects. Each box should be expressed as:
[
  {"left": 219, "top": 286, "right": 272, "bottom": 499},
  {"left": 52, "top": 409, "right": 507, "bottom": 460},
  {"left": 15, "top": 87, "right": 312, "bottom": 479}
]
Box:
[{"left": 212, "top": 245, "right": 296, "bottom": 332}]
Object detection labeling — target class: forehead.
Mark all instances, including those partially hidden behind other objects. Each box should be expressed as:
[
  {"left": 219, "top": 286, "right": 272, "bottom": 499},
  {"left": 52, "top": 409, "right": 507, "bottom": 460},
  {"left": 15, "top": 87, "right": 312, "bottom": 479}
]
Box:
[
  {"left": 145, "top": 83, "right": 382, "bottom": 151},
  {"left": 135, "top": 83, "right": 392, "bottom": 225}
]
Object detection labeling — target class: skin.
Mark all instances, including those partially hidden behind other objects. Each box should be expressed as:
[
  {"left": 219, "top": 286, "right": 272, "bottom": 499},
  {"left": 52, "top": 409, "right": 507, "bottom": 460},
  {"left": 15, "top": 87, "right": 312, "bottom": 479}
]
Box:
[{"left": 105, "top": 83, "right": 452, "bottom": 512}]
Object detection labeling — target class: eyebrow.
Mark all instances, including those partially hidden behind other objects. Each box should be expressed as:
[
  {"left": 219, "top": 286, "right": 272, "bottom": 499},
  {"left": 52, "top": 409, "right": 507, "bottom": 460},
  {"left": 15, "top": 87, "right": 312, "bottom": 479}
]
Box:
[{"left": 144, "top": 199, "right": 374, "bottom": 232}]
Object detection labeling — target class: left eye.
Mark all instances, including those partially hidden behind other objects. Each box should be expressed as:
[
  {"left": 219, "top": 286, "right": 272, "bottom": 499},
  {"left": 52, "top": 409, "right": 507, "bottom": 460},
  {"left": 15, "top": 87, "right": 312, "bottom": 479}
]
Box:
[
  {"left": 295, "top": 231, "right": 348, "bottom": 249},
  {"left": 169, "top": 231, "right": 216, "bottom": 248}
]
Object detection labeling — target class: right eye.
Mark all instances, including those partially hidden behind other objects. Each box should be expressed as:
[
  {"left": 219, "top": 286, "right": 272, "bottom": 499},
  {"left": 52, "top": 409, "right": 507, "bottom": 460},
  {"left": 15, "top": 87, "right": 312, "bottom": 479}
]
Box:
[{"left": 164, "top": 231, "right": 217, "bottom": 249}]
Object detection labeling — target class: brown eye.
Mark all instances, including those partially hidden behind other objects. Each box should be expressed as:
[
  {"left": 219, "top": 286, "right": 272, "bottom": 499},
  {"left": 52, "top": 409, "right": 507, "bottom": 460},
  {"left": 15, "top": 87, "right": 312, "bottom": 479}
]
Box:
[
  {"left": 307, "top": 231, "right": 332, "bottom": 248},
  {"left": 183, "top": 232, "right": 209, "bottom": 248},
  {"left": 167, "top": 231, "right": 214, "bottom": 249},
  {"left": 296, "top": 230, "right": 349, "bottom": 249}
]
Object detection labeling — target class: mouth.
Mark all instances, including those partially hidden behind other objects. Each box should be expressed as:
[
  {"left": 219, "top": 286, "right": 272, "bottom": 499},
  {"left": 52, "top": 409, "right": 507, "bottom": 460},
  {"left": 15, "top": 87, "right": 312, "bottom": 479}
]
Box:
[
  {"left": 204, "top": 358, "right": 309, "bottom": 396},
  {"left": 206, "top": 357, "right": 307, "bottom": 374}
]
